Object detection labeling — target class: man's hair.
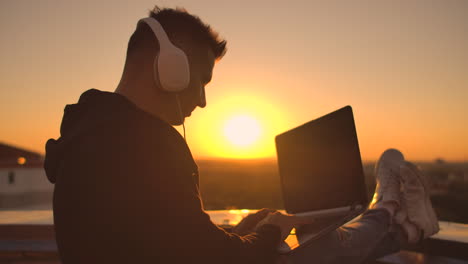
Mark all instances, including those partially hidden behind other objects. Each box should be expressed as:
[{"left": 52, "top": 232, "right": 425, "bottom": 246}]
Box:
[{"left": 127, "top": 6, "right": 227, "bottom": 60}]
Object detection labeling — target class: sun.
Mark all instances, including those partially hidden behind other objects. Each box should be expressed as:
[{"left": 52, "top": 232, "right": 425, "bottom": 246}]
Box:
[
  {"left": 187, "top": 92, "right": 293, "bottom": 159},
  {"left": 223, "top": 115, "right": 262, "bottom": 147}
]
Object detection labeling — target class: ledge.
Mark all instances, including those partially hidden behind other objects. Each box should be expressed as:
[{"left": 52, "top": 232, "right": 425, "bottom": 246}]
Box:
[{"left": 1, "top": 210, "right": 467, "bottom": 263}]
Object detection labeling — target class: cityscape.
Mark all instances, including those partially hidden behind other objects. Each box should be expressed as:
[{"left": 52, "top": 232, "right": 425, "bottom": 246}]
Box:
[{"left": 1, "top": 142, "right": 467, "bottom": 224}]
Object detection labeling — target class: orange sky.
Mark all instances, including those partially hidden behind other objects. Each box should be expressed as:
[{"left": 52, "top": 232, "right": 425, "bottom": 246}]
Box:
[{"left": 0, "top": 0, "right": 467, "bottom": 161}]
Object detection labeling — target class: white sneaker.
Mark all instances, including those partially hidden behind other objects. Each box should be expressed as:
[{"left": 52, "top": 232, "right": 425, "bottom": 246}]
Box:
[
  {"left": 395, "top": 197, "right": 421, "bottom": 243},
  {"left": 399, "top": 162, "right": 439, "bottom": 239},
  {"left": 369, "top": 149, "right": 405, "bottom": 210},
  {"left": 394, "top": 195, "right": 407, "bottom": 224}
]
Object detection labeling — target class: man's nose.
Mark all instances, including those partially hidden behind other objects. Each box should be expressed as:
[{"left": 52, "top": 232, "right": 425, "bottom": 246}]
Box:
[{"left": 198, "top": 86, "right": 206, "bottom": 108}]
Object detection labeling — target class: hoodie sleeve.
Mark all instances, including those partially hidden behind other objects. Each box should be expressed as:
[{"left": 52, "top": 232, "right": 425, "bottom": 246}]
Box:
[
  {"left": 170, "top": 167, "right": 281, "bottom": 263},
  {"left": 142, "top": 128, "right": 282, "bottom": 263}
]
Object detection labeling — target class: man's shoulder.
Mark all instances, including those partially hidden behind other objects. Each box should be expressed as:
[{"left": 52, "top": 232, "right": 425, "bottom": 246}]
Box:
[{"left": 74, "top": 89, "right": 194, "bottom": 166}]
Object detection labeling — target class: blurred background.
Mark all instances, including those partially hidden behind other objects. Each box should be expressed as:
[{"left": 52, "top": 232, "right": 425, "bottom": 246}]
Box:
[{"left": 0, "top": 0, "right": 467, "bottom": 223}]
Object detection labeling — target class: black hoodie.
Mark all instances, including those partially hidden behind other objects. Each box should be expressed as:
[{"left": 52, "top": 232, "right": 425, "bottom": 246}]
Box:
[{"left": 45, "top": 89, "right": 280, "bottom": 264}]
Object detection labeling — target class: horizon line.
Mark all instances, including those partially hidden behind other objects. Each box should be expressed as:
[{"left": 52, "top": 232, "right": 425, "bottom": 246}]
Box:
[{"left": 194, "top": 156, "right": 468, "bottom": 163}]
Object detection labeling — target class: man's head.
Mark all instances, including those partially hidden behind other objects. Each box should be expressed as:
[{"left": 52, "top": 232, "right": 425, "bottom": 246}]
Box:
[{"left": 116, "top": 6, "right": 227, "bottom": 125}]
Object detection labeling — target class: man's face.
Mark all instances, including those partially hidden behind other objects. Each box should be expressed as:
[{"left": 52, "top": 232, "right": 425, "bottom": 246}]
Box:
[{"left": 178, "top": 48, "right": 215, "bottom": 120}]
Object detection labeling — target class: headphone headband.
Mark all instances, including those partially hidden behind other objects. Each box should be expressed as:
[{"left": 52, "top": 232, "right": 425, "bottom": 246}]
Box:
[{"left": 139, "top": 18, "right": 171, "bottom": 50}]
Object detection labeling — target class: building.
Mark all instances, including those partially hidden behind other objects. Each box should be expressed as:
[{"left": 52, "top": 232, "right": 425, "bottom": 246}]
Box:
[{"left": 0, "top": 142, "right": 52, "bottom": 208}]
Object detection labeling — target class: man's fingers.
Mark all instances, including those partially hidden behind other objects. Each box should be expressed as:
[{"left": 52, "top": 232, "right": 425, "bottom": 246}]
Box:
[
  {"left": 255, "top": 208, "right": 275, "bottom": 217},
  {"left": 235, "top": 209, "right": 279, "bottom": 235},
  {"left": 248, "top": 209, "right": 277, "bottom": 222},
  {"left": 258, "top": 208, "right": 278, "bottom": 216}
]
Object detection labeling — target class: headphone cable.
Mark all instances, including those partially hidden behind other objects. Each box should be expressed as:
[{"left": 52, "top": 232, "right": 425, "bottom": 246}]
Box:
[{"left": 175, "top": 94, "right": 186, "bottom": 141}]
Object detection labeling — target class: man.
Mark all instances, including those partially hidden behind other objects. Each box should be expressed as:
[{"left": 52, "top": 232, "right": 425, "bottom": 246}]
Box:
[
  {"left": 45, "top": 6, "right": 300, "bottom": 264},
  {"left": 45, "top": 6, "right": 439, "bottom": 264}
]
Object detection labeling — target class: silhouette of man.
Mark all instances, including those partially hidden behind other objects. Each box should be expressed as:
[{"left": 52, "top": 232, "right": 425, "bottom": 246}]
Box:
[
  {"left": 45, "top": 6, "right": 439, "bottom": 264},
  {"left": 45, "top": 6, "right": 299, "bottom": 264}
]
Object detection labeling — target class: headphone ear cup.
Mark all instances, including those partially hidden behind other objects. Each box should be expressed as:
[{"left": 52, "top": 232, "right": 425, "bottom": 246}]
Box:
[
  {"left": 139, "top": 17, "right": 191, "bottom": 93},
  {"left": 157, "top": 45, "right": 190, "bottom": 93}
]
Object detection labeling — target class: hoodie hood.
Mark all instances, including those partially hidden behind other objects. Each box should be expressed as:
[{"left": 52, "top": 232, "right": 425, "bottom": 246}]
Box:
[{"left": 44, "top": 89, "right": 130, "bottom": 183}]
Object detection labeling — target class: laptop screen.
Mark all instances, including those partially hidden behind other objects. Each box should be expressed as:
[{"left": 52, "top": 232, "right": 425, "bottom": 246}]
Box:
[{"left": 275, "top": 106, "right": 368, "bottom": 214}]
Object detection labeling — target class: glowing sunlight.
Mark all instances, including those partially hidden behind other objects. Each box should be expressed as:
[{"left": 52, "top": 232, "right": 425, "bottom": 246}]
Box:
[
  {"left": 189, "top": 93, "right": 292, "bottom": 159},
  {"left": 223, "top": 115, "right": 262, "bottom": 148}
]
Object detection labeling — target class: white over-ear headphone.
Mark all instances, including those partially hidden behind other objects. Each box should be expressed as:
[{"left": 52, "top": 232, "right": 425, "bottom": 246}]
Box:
[{"left": 139, "top": 17, "right": 190, "bottom": 93}]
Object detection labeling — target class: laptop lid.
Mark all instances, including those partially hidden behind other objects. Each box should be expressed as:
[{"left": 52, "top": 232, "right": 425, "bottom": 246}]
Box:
[{"left": 275, "top": 106, "right": 368, "bottom": 215}]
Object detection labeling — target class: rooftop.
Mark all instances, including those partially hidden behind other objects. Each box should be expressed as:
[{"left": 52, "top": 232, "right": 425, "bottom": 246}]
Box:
[
  {"left": 0, "top": 210, "right": 467, "bottom": 263},
  {"left": 0, "top": 142, "right": 43, "bottom": 169}
]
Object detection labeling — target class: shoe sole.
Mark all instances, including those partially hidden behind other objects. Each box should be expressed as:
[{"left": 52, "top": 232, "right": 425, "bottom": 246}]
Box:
[{"left": 405, "top": 162, "right": 440, "bottom": 237}]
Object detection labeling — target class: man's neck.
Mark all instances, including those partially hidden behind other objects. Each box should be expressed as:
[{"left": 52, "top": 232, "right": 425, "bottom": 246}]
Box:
[{"left": 115, "top": 77, "right": 169, "bottom": 123}]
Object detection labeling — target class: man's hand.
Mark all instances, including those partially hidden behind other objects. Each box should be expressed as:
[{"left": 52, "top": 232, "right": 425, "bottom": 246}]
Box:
[
  {"left": 231, "top": 208, "right": 276, "bottom": 236},
  {"left": 255, "top": 212, "right": 313, "bottom": 240}
]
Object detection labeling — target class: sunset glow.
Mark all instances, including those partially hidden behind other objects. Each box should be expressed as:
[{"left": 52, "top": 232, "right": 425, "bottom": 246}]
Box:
[
  {"left": 188, "top": 93, "right": 291, "bottom": 159},
  {"left": 223, "top": 115, "right": 262, "bottom": 148},
  {"left": 1, "top": 1, "right": 467, "bottom": 161}
]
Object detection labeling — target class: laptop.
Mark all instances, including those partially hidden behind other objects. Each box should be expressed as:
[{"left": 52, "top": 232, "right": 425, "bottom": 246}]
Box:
[{"left": 274, "top": 106, "right": 369, "bottom": 254}]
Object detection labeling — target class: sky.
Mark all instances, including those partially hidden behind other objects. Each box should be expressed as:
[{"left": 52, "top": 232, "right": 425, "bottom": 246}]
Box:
[{"left": 0, "top": 0, "right": 467, "bottom": 161}]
